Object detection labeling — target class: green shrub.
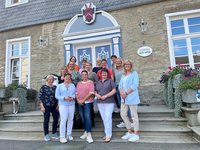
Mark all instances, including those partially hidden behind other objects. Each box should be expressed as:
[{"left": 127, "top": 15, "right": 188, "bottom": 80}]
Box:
[
  {"left": 27, "top": 89, "right": 38, "bottom": 100},
  {"left": 6, "top": 81, "right": 27, "bottom": 90},
  {"left": 179, "top": 77, "right": 200, "bottom": 90}
]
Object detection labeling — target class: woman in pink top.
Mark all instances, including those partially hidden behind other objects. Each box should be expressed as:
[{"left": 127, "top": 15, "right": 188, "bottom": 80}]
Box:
[{"left": 76, "top": 70, "right": 94, "bottom": 143}]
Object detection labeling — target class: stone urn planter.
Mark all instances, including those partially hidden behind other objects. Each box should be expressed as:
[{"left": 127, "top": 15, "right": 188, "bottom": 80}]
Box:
[
  {"left": 182, "top": 89, "right": 200, "bottom": 108},
  {"left": 181, "top": 89, "right": 200, "bottom": 126},
  {"left": 182, "top": 107, "right": 200, "bottom": 126}
]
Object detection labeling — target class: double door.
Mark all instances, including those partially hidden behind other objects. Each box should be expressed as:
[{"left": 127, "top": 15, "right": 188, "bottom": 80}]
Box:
[{"left": 76, "top": 43, "right": 112, "bottom": 68}]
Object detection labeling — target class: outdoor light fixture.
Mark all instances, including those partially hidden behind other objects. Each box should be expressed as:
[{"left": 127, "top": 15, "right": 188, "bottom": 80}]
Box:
[
  {"left": 139, "top": 18, "right": 147, "bottom": 33},
  {"left": 38, "top": 36, "right": 48, "bottom": 48}
]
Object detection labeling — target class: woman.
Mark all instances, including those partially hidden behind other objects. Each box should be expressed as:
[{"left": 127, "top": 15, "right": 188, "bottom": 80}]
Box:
[
  {"left": 66, "top": 56, "right": 80, "bottom": 71},
  {"left": 86, "top": 62, "right": 98, "bottom": 85},
  {"left": 76, "top": 70, "right": 95, "bottom": 143},
  {"left": 39, "top": 75, "right": 59, "bottom": 141},
  {"left": 55, "top": 73, "right": 76, "bottom": 143},
  {"left": 95, "top": 68, "right": 116, "bottom": 142},
  {"left": 92, "top": 58, "right": 102, "bottom": 74},
  {"left": 58, "top": 67, "right": 67, "bottom": 84},
  {"left": 119, "top": 60, "right": 140, "bottom": 142},
  {"left": 86, "top": 62, "right": 98, "bottom": 127},
  {"left": 113, "top": 57, "right": 124, "bottom": 112},
  {"left": 67, "top": 61, "right": 81, "bottom": 86},
  {"left": 79, "top": 59, "right": 87, "bottom": 74},
  {"left": 97, "top": 59, "right": 114, "bottom": 80}
]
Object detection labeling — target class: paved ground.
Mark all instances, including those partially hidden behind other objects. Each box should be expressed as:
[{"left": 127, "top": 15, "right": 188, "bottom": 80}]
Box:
[{"left": 0, "top": 140, "right": 199, "bottom": 150}]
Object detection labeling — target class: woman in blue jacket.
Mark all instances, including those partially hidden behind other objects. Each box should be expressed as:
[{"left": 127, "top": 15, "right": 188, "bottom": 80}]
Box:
[{"left": 119, "top": 60, "right": 140, "bottom": 142}]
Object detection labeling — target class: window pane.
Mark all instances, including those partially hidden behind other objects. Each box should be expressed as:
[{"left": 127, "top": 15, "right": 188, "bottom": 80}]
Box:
[
  {"left": 12, "top": 44, "right": 19, "bottom": 56},
  {"left": 191, "top": 37, "right": 200, "bottom": 45},
  {"left": 171, "top": 19, "right": 184, "bottom": 27},
  {"left": 194, "top": 56, "right": 200, "bottom": 63},
  {"left": 174, "top": 47, "right": 188, "bottom": 56},
  {"left": 22, "top": 42, "right": 28, "bottom": 55},
  {"left": 175, "top": 56, "right": 189, "bottom": 65},
  {"left": 172, "top": 28, "right": 185, "bottom": 35},
  {"left": 173, "top": 39, "right": 187, "bottom": 47},
  {"left": 192, "top": 46, "right": 200, "bottom": 53},
  {"left": 191, "top": 38, "right": 200, "bottom": 62},
  {"left": 173, "top": 39, "right": 188, "bottom": 56},
  {"left": 189, "top": 25, "right": 200, "bottom": 33},
  {"left": 12, "top": 0, "right": 19, "bottom": 4},
  {"left": 188, "top": 17, "right": 200, "bottom": 25},
  {"left": 21, "top": 58, "right": 28, "bottom": 87},
  {"left": 11, "top": 59, "right": 19, "bottom": 84}
]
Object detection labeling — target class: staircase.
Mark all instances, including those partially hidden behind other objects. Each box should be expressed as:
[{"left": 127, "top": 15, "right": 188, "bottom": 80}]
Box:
[{"left": 0, "top": 105, "right": 198, "bottom": 143}]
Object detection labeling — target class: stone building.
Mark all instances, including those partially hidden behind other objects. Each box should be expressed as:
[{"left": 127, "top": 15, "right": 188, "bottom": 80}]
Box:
[{"left": 0, "top": 0, "right": 200, "bottom": 104}]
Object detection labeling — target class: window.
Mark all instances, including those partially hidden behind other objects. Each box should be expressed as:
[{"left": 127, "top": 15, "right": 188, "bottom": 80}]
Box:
[
  {"left": 166, "top": 9, "right": 200, "bottom": 68},
  {"left": 5, "top": 0, "right": 28, "bottom": 8},
  {"left": 6, "top": 37, "right": 31, "bottom": 88}
]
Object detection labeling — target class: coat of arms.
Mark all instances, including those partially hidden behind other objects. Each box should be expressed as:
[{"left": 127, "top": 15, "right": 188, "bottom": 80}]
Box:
[{"left": 81, "top": 3, "right": 96, "bottom": 24}]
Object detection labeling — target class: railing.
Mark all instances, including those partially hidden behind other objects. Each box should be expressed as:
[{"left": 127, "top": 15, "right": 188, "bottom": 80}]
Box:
[{"left": 9, "top": 98, "right": 19, "bottom": 114}]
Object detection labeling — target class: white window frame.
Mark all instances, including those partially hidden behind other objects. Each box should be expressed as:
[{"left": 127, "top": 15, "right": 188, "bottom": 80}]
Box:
[
  {"left": 5, "top": 0, "right": 28, "bottom": 8},
  {"left": 5, "top": 36, "right": 31, "bottom": 88},
  {"left": 165, "top": 9, "right": 200, "bottom": 68}
]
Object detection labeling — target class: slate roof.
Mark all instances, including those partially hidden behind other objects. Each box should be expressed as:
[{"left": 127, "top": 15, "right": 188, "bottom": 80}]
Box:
[{"left": 0, "top": 0, "right": 163, "bottom": 32}]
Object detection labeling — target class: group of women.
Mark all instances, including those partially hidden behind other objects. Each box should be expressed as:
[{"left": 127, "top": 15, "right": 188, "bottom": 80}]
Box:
[{"left": 39, "top": 55, "right": 140, "bottom": 144}]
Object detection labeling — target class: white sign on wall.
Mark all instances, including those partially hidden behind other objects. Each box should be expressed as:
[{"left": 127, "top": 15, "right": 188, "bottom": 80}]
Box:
[{"left": 137, "top": 46, "right": 153, "bottom": 57}]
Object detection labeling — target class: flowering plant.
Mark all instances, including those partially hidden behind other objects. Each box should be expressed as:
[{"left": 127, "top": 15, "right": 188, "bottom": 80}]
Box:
[
  {"left": 180, "top": 67, "right": 200, "bottom": 90},
  {"left": 159, "top": 72, "right": 170, "bottom": 84},
  {"left": 168, "top": 66, "right": 184, "bottom": 79}
]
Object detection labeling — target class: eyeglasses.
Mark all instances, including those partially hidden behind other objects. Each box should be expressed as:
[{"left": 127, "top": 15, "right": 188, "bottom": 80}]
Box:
[{"left": 124, "top": 64, "right": 131, "bottom": 66}]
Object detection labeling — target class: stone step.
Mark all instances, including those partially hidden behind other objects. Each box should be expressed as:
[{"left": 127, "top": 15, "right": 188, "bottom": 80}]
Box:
[
  {"left": 191, "top": 126, "right": 200, "bottom": 142},
  {"left": 0, "top": 131, "right": 196, "bottom": 143},
  {"left": 0, "top": 117, "right": 188, "bottom": 127},
  {"left": 0, "top": 124, "right": 192, "bottom": 136},
  {"left": 3, "top": 105, "right": 175, "bottom": 120},
  {"left": 0, "top": 112, "right": 5, "bottom": 120}
]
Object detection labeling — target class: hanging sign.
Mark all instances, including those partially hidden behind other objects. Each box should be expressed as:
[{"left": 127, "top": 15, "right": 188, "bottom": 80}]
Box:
[{"left": 137, "top": 46, "right": 152, "bottom": 57}]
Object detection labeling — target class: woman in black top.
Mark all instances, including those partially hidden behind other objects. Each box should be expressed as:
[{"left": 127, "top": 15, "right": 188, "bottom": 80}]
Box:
[{"left": 39, "top": 75, "right": 59, "bottom": 141}]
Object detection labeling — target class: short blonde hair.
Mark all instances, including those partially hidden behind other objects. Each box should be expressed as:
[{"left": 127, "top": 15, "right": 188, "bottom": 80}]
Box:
[
  {"left": 123, "top": 59, "right": 133, "bottom": 73},
  {"left": 46, "top": 74, "right": 55, "bottom": 82}
]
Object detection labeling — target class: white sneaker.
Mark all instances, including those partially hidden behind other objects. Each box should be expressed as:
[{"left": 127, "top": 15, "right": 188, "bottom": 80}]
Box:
[
  {"left": 51, "top": 133, "right": 59, "bottom": 140},
  {"left": 116, "top": 122, "right": 126, "bottom": 128},
  {"left": 67, "top": 135, "right": 73, "bottom": 141},
  {"left": 128, "top": 134, "right": 139, "bottom": 142},
  {"left": 86, "top": 133, "right": 94, "bottom": 143},
  {"left": 44, "top": 134, "right": 51, "bottom": 141},
  {"left": 121, "top": 132, "right": 134, "bottom": 140},
  {"left": 80, "top": 131, "right": 87, "bottom": 139},
  {"left": 60, "top": 138, "right": 67, "bottom": 143}
]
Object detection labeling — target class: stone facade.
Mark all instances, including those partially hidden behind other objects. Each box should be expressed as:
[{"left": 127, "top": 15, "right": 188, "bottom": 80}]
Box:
[{"left": 0, "top": 0, "right": 200, "bottom": 104}]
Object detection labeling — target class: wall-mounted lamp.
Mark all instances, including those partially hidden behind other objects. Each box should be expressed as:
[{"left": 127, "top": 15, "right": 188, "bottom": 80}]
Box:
[
  {"left": 38, "top": 36, "right": 48, "bottom": 48},
  {"left": 139, "top": 18, "right": 147, "bottom": 33}
]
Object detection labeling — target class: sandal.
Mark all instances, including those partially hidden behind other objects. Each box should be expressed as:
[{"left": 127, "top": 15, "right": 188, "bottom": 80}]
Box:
[{"left": 104, "top": 137, "right": 111, "bottom": 143}]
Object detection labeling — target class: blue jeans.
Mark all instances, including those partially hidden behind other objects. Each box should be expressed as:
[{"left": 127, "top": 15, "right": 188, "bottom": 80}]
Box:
[
  {"left": 116, "top": 86, "right": 121, "bottom": 107},
  {"left": 78, "top": 103, "right": 93, "bottom": 132}
]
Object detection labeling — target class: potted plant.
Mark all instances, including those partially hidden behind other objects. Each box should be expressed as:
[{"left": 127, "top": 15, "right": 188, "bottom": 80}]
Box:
[
  {"left": 180, "top": 77, "right": 200, "bottom": 107},
  {"left": 180, "top": 68, "right": 200, "bottom": 126}
]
